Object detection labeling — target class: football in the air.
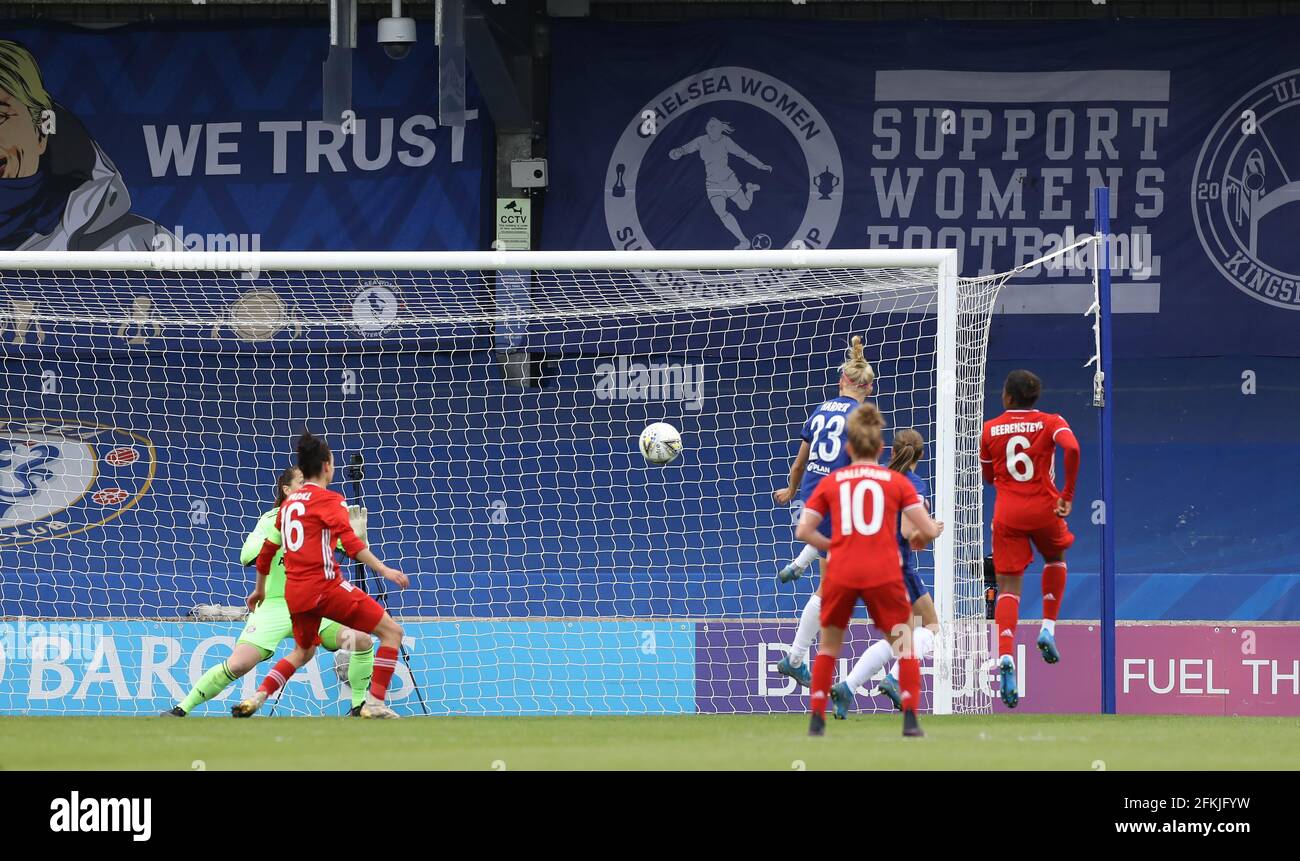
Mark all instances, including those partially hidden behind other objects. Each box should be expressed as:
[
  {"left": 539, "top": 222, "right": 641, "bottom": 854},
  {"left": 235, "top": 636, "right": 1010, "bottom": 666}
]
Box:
[{"left": 639, "top": 422, "right": 684, "bottom": 465}]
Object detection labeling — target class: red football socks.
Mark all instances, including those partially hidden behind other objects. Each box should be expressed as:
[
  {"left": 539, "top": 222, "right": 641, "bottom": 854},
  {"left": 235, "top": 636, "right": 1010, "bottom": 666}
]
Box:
[
  {"left": 258, "top": 658, "right": 297, "bottom": 696},
  {"left": 1042, "top": 562, "right": 1067, "bottom": 621},
  {"left": 369, "top": 645, "right": 400, "bottom": 702},
  {"left": 995, "top": 592, "right": 1020, "bottom": 659},
  {"left": 809, "top": 652, "right": 836, "bottom": 718},
  {"left": 898, "top": 656, "right": 920, "bottom": 713}
]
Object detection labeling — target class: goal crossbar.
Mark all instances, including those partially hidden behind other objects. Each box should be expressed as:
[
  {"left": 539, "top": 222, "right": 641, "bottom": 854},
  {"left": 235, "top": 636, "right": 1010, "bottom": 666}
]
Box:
[{"left": 0, "top": 248, "right": 958, "bottom": 273}]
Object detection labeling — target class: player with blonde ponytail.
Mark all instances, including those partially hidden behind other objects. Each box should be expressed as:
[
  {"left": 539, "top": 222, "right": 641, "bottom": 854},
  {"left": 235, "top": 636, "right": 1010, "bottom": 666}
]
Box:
[{"left": 772, "top": 335, "right": 875, "bottom": 686}]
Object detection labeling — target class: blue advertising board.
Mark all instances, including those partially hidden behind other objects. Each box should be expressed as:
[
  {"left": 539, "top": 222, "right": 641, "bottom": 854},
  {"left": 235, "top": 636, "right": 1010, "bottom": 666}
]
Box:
[
  {"left": 1, "top": 22, "right": 486, "bottom": 253},
  {"left": 543, "top": 17, "right": 1300, "bottom": 360}
]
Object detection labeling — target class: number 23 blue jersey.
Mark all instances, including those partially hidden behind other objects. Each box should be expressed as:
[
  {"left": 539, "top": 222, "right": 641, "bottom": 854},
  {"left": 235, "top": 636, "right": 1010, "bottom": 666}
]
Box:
[{"left": 797, "top": 395, "right": 862, "bottom": 499}]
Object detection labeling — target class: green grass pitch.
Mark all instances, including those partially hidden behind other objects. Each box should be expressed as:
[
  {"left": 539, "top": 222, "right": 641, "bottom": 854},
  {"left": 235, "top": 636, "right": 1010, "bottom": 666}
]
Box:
[{"left": 1, "top": 714, "right": 1296, "bottom": 770}]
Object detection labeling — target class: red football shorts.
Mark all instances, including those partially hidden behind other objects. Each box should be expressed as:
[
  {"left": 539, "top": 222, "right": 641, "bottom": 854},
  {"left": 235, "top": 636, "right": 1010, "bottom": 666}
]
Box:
[
  {"left": 992, "top": 518, "right": 1075, "bottom": 576},
  {"left": 285, "top": 580, "right": 386, "bottom": 649},
  {"left": 820, "top": 577, "right": 912, "bottom": 636}
]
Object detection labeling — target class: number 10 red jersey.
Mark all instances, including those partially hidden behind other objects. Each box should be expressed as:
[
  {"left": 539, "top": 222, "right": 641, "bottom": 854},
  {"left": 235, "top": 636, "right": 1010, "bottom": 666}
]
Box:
[{"left": 804, "top": 463, "right": 923, "bottom": 589}]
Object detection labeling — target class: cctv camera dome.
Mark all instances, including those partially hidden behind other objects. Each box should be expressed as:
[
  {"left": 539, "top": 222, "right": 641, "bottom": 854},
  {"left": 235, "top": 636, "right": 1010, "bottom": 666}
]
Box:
[
  {"left": 384, "top": 42, "right": 413, "bottom": 60},
  {"left": 378, "top": 17, "right": 416, "bottom": 60}
]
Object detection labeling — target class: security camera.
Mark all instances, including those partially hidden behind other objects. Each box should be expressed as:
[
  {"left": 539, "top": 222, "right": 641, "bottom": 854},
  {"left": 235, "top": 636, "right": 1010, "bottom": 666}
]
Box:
[
  {"left": 510, "top": 159, "right": 549, "bottom": 189},
  {"left": 378, "top": 3, "right": 416, "bottom": 61}
]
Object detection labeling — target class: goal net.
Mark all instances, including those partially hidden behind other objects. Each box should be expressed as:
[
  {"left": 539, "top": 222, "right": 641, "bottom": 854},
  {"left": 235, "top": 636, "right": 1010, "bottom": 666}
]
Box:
[{"left": 0, "top": 248, "right": 1003, "bottom": 717}]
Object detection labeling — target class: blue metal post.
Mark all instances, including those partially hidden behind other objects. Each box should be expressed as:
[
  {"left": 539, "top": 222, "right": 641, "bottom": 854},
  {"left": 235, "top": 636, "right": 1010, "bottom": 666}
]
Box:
[{"left": 1094, "top": 186, "right": 1117, "bottom": 715}]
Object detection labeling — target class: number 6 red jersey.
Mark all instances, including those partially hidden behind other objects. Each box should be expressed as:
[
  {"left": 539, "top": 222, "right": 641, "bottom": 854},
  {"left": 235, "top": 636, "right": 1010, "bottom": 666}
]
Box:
[{"left": 980, "top": 409, "right": 1080, "bottom": 530}]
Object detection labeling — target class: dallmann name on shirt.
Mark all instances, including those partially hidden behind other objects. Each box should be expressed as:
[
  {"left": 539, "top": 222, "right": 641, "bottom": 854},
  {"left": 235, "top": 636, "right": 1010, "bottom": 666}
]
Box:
[
  {"left": 990, "top": 421, "right": 1044, "bottom": 437},
  {"left": 833, "top": 464, "right": 894, "bottom": 481}
]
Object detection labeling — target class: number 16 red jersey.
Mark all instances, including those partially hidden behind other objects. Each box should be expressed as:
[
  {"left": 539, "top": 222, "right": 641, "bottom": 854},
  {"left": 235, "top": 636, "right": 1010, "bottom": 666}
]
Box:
[
  {"left": 980, "top": 409, "right": 1079, "bottom": 530},
  {"left": 275, "top": 483, "right": 367, "bottom": 590}
]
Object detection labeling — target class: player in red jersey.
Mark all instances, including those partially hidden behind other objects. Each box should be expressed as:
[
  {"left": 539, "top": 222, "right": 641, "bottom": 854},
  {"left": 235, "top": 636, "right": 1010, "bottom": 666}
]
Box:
[
  {"left": 233, "top": 431, "right": 409, "bottom": 719},
  {"left": 980, "top": 370, "right": 1080, "bottom": 708},
  {"left": 796, "top": 404, "right": 943, "bottom": 738}
]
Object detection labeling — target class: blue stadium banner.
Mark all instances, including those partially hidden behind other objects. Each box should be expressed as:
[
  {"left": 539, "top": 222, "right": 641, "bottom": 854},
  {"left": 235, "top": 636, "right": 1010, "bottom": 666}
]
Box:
[
  {"left": 1, "top": 22, "right": 486, "bottom": 253},
  {"left": 544, "top": 17, "right": 1300, "bottom": 358}
]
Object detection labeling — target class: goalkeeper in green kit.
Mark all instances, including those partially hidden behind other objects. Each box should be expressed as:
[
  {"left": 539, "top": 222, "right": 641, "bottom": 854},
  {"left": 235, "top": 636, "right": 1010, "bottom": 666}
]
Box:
[{"left": 160, "top": 466, "right": 376, "bottom": 716}]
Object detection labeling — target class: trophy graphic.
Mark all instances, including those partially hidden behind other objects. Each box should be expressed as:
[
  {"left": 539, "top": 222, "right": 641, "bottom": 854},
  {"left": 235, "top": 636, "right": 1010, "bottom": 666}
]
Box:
[
  {"left": 813, "top": 166, "right": 841, "bottom": 200},
  {"left": 117, "top": 296, "right": 163, "bottom": 345},
  {"left": 611, "top": 163, "right": 628, "bottom": 198},
  {"left": 5, "top": 300, "right": 45, "bottom": 345}
]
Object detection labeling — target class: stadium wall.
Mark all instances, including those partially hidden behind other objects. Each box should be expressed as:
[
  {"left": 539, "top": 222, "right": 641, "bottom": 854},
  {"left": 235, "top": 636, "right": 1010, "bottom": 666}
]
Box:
[
  {"left": 541, "top": 16, "right": 1300, "bottom": 620},
  {"left": 1, "top": 11, "right": 1296, "bottom": 656},
  {"left": 985, "top": 357, "right": 1300, "bottom": 622}
]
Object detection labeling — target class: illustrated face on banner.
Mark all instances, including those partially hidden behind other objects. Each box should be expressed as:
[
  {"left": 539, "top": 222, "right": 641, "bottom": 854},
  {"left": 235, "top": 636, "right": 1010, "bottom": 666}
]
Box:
[
  {"left": 0, "top": 86, "right": 47, "bottom": 179},
  {"left": 0, "top": 26, "right": 485, "bottom": 253},
  {"left": 0, "top": 39, "right": 174, "bottom": 252}
]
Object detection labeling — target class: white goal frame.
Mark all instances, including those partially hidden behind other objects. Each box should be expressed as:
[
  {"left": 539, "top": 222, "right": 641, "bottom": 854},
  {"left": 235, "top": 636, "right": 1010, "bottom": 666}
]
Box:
[{"left": 0, "top": 246, "right": 971, "bottom": 716}]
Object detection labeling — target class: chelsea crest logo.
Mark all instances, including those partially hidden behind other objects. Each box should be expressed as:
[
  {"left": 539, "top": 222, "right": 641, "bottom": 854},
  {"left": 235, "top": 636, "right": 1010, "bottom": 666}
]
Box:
[
  {"left": 1192, "top": 70, "right": 1300, "bottom": 310},
  {"left": 0, "top": 419, "right": 155, "bottom": 547},
  {"left": 605, "top": 66, "right": 843, "bottom": 299}
]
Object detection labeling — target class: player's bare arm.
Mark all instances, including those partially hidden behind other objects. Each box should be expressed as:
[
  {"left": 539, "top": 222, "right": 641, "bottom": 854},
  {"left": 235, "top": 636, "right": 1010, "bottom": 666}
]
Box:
[
  {"left": 906, "top": 503, "right": 944, "bottom": 551},
  {"left": 246, "top": 537, "right": 276, "bottom": 610},
  {"left": 900, "top": 497, "right": 929, "bottom": 541},
  {"left": 903, "top": 504, "right": 943, "bottom": 545},
  {"left": 356, "top": 547, "right": 408, "bottom": 589},
  {"left": 246, "top": 571, "right": 268, "bottom": 612},
  {"left": 327, "top": 497, "right": 408, "bottom": 589},
  {"left": 774, "top": 440, "right": 811, "bottom": 505}
]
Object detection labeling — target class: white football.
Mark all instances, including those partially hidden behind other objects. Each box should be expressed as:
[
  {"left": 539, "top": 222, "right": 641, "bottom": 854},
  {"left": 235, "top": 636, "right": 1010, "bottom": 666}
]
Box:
[
  {"left": 333, "top": 649, "right": 353, "bottom": 684},
  {"left": 639, "top": 422, "right": 684, "bottom": 465}
]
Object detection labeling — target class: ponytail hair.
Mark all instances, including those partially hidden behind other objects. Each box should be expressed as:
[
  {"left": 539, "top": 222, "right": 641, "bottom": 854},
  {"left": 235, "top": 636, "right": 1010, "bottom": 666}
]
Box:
[
  {"left": 296, "top": 429, "right": 332, "bottom": 480},
  {"left": 844, "top": 402, "right": 885, "bottom": 461},
  {"left": 887, "top": 428, "right": 925, "bottom": 473},
  {"left": 273, "top": 465, "right": 301, "bottom": 506},
  {"left": 839, "top": 335, "right": 875, "bottom": 390}
]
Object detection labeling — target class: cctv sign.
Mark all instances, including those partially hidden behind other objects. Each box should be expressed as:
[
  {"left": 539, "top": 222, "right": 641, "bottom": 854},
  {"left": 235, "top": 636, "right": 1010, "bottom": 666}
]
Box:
[{"left": 496, "top": 198, "right": 532, "bottom": 251}]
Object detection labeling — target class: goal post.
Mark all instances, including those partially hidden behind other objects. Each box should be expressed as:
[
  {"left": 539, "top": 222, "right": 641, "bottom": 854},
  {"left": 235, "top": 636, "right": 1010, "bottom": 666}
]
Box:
[
  {"left": 0, "top": 246, "right": 1006, "bottom": 717},
  {"left": 932, "top": 251, "right": 958, "bottom": 716}
]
